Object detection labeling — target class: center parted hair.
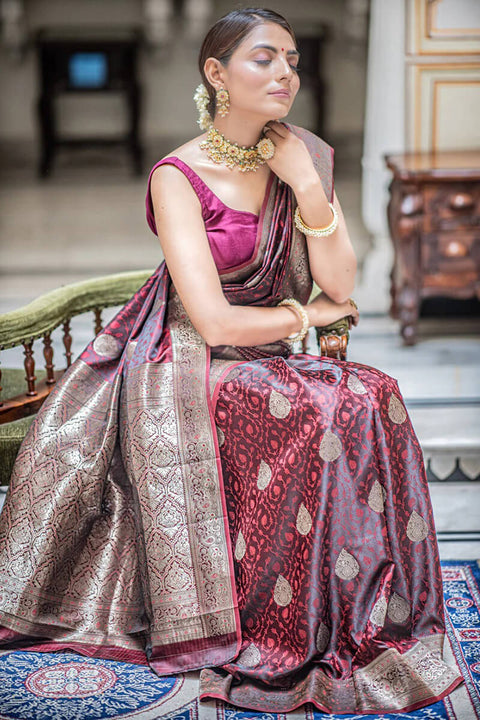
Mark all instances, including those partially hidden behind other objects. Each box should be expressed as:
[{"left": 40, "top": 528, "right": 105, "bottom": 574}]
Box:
[{"left": 198, "top": 7, "right": 296, "bottom": 119}]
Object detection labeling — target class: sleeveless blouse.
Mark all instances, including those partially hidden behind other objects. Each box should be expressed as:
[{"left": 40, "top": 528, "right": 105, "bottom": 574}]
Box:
[{"left": 146, "top": 156, "right": 272, "bottom": 273}]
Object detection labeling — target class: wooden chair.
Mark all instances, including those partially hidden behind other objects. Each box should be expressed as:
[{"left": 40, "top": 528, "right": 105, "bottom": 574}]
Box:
[{"left": 0, "top": 271, "right": 350, "bottom": 486}]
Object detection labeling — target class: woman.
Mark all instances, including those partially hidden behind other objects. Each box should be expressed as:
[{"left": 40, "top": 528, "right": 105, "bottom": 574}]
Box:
[{"left": 0, "top": 7, "right": 463, "bottom": 715}]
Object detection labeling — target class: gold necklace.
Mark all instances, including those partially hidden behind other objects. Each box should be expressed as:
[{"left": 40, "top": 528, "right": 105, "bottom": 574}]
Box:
[{"left": 199, "top": 125, "right": 274, "bottom": 172}]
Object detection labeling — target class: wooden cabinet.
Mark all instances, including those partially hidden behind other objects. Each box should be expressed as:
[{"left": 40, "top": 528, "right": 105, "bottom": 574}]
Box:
[{"left": 384, "top": 150, "right": 480, "bottom": 344}]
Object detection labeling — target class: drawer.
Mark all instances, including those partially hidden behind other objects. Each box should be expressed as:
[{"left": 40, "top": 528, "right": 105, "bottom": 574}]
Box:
[
  {"left": 421, "top": 231, "right": 480, "bottom": 275},
  {"left": 423, "top": 184, "right": 480, "bottom": 233}
]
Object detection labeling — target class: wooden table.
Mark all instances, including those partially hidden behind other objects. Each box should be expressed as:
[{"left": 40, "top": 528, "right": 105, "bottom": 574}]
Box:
[{"left": 384, "top": 150, "right": 480, "bottom": 344}]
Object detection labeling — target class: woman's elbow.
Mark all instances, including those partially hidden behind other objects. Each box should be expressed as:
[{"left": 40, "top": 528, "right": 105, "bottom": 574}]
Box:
[
  {"left": 198, "top": 312, "right": 235, "bottom": 347},
  {"left": 330, "top": 276, "right": 356, "bottom": 304},
  {"left": 320, "top": 266, "right": 357, "bottom": 304}
]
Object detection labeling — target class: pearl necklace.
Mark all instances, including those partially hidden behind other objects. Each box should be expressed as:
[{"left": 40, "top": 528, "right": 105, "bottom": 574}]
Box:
[{"left": 199, "top": 125, "right": 274, "bottom": 173}]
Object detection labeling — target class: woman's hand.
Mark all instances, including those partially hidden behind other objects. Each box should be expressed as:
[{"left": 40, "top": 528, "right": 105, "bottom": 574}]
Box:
[
  {"left": 262, "top": 121, "right": 318, "bottom": 191},
  {"left": 305, "top": 292, "right": 359, "bottom": 329}
]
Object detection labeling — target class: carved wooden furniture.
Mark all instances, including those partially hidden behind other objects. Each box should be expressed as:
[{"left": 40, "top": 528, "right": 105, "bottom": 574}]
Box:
[
  {"left": 384, "top": 150, "right": 480, "bottom": 344},
  {"left": 0, "top": 273, "right": 351, "bottom": 485},
  {"left": 35, "top": 26, "right": 143, "bottom": 177}
]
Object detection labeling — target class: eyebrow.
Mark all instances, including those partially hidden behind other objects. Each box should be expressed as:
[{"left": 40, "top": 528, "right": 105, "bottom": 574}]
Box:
[{"left": 251, "top": 43, "right": 300, "bottom": 58}]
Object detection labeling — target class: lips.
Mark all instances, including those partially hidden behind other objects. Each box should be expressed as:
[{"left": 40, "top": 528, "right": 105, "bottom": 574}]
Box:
[{"left": 269, "top": 91, "right": 290, "bottom": 98}]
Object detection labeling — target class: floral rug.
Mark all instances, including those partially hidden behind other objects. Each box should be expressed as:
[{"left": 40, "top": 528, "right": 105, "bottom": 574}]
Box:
[{"left": 0, "top": 560, "right": 478, "bottom": 720}]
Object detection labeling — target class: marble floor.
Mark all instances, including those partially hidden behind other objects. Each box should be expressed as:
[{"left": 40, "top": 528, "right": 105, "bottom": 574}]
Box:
[{"left": 1, "top": 142, "right": 479, "bottom": 559}]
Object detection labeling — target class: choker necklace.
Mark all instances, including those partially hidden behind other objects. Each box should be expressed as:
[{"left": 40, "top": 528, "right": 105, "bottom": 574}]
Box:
[{"left": 199, "top": 125, "right": 275, "bottom": 172}]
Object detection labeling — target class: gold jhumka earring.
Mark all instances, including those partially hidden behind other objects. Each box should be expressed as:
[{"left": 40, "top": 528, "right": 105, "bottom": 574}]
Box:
[{"left": 215, "top": 87, "right": 230, "bottom": 117}]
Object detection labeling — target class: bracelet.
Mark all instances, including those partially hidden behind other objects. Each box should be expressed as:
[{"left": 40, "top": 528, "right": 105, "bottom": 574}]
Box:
[
  {"left": 294, "top": 203, "right": 338, "bottom": 237},
  {"left": 278, "top": 298, "right": 310, "bottom": 345}
]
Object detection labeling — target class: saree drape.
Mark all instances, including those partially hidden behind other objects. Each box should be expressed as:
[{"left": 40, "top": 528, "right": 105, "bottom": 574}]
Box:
[{"left": 0, "top": 124, "right": 463, "bottom": 714}]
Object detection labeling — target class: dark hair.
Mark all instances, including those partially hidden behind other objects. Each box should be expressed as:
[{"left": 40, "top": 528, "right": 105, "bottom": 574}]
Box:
[{"left": 198, "top": 7, "right": 296, "bottom": 118}]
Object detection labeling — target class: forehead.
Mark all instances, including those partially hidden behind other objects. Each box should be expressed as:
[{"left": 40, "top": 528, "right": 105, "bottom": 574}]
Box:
[{"left": 236, "top": 22, "right": 296, "bottom": 53}]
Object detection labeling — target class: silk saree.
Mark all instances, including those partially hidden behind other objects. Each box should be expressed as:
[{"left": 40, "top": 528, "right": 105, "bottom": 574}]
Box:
[{"left": 0, "top": 124, "right": 463, "bottom": 714}]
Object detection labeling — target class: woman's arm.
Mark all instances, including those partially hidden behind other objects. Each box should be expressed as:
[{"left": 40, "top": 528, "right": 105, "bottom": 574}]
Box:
[
  {"left": 294, "top": 183, "right": 357, "bottom": 304},
  {"left": 260, "top": 122, "right": 357, "bottom": 304}
]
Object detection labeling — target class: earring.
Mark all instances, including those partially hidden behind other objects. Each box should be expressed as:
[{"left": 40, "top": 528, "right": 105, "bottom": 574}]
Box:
[{"left": 215, "top": 87, "right": 230, "bottom": 117}]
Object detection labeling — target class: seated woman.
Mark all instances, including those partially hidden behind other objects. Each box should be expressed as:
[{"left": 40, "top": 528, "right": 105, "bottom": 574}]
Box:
[{"left": 0, "top": 6, "right": 463, "bottom": 715}]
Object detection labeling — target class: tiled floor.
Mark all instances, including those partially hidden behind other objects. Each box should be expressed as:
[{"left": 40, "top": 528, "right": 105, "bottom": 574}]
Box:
[{"left": 1, "top": 143, "right": 479, "bottom": 559}]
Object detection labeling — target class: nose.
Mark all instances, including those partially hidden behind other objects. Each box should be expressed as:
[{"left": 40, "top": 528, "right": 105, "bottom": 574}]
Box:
[{"left": 276, "top": 54, "right": 293, "bottom": 80}]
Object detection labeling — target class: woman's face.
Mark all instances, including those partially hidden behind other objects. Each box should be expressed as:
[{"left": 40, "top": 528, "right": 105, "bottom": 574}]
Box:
[{"left": 212, "top": 22, "right": 300, "bottom": 121}]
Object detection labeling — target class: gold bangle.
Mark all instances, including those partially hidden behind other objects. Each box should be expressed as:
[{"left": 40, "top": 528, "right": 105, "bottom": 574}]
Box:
[
  {"left": 294, "top": 203, "right": 338, "bottom": 237},
  {"left": 278, "top": 298, "right": 309, "bottom": 345}
]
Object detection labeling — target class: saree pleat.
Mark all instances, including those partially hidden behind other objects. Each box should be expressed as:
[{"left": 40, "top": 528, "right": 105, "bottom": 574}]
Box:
[{"left": 0, "top": 123, "right": 463, "bottom": 713}]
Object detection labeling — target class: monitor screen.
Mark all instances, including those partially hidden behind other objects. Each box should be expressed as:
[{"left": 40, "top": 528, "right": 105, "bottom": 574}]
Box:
[{"left": 69, "top": 52, "right": 108, "bottom": 88}]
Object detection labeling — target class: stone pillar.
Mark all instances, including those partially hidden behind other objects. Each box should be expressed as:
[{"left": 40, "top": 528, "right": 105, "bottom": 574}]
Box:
[{"left": 356, "top": 0, "right": 406, "bottom": 312}]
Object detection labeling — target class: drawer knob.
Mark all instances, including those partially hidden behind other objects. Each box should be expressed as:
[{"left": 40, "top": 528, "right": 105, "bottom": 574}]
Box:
[
  {"left": 400, "top": 193, "right": 423, "bottom": 216},
  {"left": 448, "top": 192, "right": 474, "bottom": 210},
  {"left": 444, "top": 240, "right": 468, "bottom": 257}
]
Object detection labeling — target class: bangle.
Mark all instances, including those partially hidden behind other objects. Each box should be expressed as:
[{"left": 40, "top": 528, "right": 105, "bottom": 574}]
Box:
[
  {"left": 294, "top": 203, "right": 338, "bottom": 237},
  {"left": 278, "top": 298, "right": 310, "bottom": 345}
]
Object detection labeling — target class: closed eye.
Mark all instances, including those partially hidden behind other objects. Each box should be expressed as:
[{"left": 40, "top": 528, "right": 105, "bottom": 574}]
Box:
[{"left": 255, "top": 59, "right": 300, "bottom": 72}]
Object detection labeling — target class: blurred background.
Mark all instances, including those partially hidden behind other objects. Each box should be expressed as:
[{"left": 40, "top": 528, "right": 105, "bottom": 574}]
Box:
[{"left": 0, "top": 0, "right": 479, "bottom": 556}]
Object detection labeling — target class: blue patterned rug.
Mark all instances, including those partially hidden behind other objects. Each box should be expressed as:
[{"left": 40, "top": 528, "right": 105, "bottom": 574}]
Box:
[{"left": 0, "top": 560, "right": 478, "bottom": 720}]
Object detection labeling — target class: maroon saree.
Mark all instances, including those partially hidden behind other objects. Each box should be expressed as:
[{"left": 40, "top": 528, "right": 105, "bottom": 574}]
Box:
[{"left": 0, "top": 124, "right": 463, "bottom": 714}]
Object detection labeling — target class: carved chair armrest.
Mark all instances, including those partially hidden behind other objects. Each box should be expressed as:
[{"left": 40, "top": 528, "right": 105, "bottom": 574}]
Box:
[
  {"left": 0, "top": 270, "right": 152, "bottom": 422},
  {"left": 301, "top": 285, "right": 352, "bottom": 360},
  {"left": 315, "top": 317, "right": 350, "bottom": 360},
  {"left": 299, "top": 317, "right": 350, "bottom": 360}
]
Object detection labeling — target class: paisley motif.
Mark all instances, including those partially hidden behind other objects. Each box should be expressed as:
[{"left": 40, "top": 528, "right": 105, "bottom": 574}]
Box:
[
  {"left": 126, "top": 340, "right": 137, "bottom": 360},
  {"left": 216, "top": 426, "right": 225, "bottom": 448},
  {"left": 370, "top": 595, "right": 388, "bottom": 627},
  {"left": 234, "top": 530, "right": 246, "bottom": 561},
  {"left": 315, "top": 621, "right": 330, "bottom": 654},
  {"left": 269, "top": 390, "right": 292, "bottom": 419},
  {"left": 319, "top": 429, "right": 342, "bottom": 462},
  {"left": 238, "top": 643, "right": 261, "bottom": 667},
  {"left": 257, "top": 460, "right": 272, "bottom": 490},
  {"left": 368, "top": 480, "right": 385, "bottom": 513},
  {"left": 347, "top": 374, "right": 367, "bottom": 394},
  {"left": 296, "top": 503, "right": 312, "bottom": 535},
  {"left": 273, "top": 575, "right": 293, "bottom": 606},
  {"left": 387, "top": 592, "right": 411, "bottom": 624},
  {"left": 407, "top": 510, "right": 429, "bottom": 542},
  {"left": 92, "top": 333, "right": 121, "bottom": 359},
  {"left": 335, "top": 548, "right": 360, "bottom": 580},
  {"left": 388, "top": 394, "right": 407, "bottom": 424}
]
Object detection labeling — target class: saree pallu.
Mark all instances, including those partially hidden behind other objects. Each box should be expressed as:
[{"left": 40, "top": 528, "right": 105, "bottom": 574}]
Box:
[{"left": 0, "top": 125, "right": 463, "bottom": 714}]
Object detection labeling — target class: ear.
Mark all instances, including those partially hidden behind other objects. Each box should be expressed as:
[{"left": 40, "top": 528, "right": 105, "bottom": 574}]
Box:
[{"left": 203, "top": 57, "right": 226, "bottom": 89}]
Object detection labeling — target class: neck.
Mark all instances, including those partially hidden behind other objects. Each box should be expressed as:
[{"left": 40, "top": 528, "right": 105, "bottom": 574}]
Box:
[{"left": 212, "top": 112, "right": 269, "bottom": 147}]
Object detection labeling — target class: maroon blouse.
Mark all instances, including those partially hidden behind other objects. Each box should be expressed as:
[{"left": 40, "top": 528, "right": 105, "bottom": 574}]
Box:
[{"left": 145, "top": 156, "right": 274, "bottom": 273}]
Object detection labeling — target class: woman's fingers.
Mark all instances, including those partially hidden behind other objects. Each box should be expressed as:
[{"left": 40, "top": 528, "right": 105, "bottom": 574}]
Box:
[{"left": 263, "top": 121, "right": 289, "bottom": 138}]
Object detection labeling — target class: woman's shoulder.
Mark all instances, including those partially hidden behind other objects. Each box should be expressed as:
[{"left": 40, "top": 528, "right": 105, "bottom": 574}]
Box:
[
  {"left": 146, "top": 136, "right": 208, "bottom": 235},
  {"left": 149, "top": 135, "right": 212, "bottom": 202},
  {"left": 148, "top": 135, "right": 213, "bottom": 227}
]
